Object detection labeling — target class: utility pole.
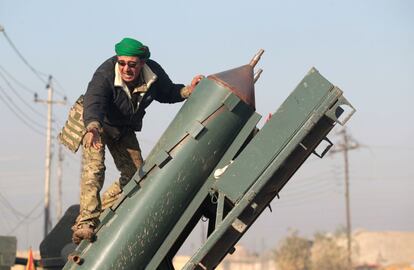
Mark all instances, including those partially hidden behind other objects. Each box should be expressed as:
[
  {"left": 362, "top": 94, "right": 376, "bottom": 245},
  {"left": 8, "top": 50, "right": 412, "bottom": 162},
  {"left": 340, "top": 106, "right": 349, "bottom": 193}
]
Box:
[
  {"left": 35, "top": 75, "right": 66, "bottom": 238},
  {"left": 56, "top": 143, "right": 63, "bottom": 220},
  {"left": 330, "top": 127, "right": 359, "bottom": 270}
]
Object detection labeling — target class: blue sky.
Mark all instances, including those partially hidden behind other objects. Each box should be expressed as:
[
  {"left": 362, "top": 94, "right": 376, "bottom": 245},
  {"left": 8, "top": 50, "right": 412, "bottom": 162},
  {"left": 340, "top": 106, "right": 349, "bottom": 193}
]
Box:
[{"left": 0, "top": 0, "right": 413, "bottom": 253}]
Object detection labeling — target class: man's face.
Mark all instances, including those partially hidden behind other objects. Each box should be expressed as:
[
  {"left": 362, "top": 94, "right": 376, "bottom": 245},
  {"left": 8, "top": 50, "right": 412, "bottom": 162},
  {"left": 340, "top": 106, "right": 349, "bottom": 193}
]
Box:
[{"left": 117, "top": 56, "right": 145, "bottom": 83}]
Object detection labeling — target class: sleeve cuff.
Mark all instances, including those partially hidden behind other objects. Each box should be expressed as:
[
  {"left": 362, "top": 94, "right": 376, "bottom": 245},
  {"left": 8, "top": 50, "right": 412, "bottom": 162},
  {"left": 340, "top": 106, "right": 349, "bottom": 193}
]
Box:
[
  {"left": 180, "top": 86, "right": 192, "bottom": 99},
  {"left": 86, "top": 121, "right": 102, "bottom": 132}
]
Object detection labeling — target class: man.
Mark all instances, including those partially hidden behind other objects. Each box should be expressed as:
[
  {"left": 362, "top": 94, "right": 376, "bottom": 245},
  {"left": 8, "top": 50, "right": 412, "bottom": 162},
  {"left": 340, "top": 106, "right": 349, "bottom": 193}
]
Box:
[{"left": 72, "top": 37, "right": 203, "bottom": 244}]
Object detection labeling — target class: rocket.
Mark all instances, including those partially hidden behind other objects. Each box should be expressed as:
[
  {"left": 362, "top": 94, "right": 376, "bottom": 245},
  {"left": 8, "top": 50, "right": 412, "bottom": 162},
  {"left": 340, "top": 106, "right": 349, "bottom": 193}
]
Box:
[{"left": 54, "top": 50, "right": 355, "bottom": 270}]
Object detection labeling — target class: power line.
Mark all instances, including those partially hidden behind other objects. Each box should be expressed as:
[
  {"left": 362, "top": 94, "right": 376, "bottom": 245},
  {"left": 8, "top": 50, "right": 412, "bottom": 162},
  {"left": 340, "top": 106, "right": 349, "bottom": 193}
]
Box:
[
  {"left": 7, "top": 199, "right": 43, "bottom": 235},
  {"left": 288, "top": 172, "right": 336, "bottom": 188},
  {"left": 0, "top": 82, "right": 49, "bottom": 131},
  {"left": 281, "top": 183, "right": 339, "bottom": 200},
  {"left": 282, "top": 179, "right": 340, "bottom": 197},
  {"left": 0, "top": 193, "right": 27, "bottom": 219},
  {"left": 51, "top": 77, "right": 70, "bottom": 100},
  {"left": 274, "top": 187, "right": 338, "bottom": 208},
  {"left": 0, "top": 25, "right": 69, "bottom": 101},
  {"left": 285, "top": 182, "right": 337, "bottom": 196},
  {"left": 0, "top": 65, "right": 38, "bottom": 95},
  {"left": 0, "top": 192, "right": 44, "bottom": 224},
  {"left": 0, "top": 85, "right": 45, "bottom": 136},
  {"left": 0, "top": 24, "right": 68, "bottom": 129},
  {"left": 291, "top": 170, "right": 334, "bottom": 182},
  {"left": 0, "top": 25, "right": 48, "bottom": 84},
  {"left": 0, "top": 69, "right": 45, "bottom": 120}
]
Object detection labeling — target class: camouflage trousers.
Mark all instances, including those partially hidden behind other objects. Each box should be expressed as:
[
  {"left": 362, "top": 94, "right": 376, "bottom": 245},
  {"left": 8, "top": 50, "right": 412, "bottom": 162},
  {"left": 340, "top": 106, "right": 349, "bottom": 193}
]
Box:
[{"left": 77, "top": 129, "right": 143, "bottom": 227}]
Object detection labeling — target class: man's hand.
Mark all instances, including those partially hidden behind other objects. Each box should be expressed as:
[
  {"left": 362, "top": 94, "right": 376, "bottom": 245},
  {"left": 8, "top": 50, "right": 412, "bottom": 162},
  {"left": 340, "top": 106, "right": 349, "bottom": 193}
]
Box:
[
  {"left": 83, "top": 128, "right": 103, "bottom": 150},
  {"left": 188, "top": 74, "right": 205, "bottom": 93},
  {"left": 191, "top": 75, "right": 204, "bottom": 87},
  {"left": 181, "top": 75, "right": 205, "bottom": 98}
]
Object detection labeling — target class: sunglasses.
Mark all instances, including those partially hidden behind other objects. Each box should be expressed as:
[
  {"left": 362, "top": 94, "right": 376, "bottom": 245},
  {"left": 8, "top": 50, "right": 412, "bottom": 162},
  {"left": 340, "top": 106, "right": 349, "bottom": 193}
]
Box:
[{"left": 117, "top": 60, "right": 139, "bottom": 68}]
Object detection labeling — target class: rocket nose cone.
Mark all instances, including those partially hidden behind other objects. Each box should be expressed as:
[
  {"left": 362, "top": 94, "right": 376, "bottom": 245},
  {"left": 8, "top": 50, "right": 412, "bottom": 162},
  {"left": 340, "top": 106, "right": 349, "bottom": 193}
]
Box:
[{"left": 208, "top": 64, "right": 256, "bottom": 109}]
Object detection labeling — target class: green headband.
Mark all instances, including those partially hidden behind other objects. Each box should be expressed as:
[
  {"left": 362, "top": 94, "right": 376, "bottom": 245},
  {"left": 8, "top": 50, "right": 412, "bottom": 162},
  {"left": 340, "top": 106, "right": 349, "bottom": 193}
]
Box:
[{"left": 115, "top": 38, "right": 151, "bottom": 59}]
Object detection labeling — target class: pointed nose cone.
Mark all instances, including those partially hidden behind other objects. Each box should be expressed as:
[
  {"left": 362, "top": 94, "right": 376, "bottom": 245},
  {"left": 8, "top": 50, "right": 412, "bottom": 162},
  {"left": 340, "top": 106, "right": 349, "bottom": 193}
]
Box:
[{"left": 208, "top": 64, "right": 256, "bottom": 109}]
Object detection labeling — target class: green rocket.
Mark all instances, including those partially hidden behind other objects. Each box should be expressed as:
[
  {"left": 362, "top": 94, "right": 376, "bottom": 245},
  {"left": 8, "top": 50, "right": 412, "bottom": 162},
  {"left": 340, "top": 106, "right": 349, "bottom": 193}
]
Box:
[{"left": 53, "top": 50, "right": 354, "bottom": 270}]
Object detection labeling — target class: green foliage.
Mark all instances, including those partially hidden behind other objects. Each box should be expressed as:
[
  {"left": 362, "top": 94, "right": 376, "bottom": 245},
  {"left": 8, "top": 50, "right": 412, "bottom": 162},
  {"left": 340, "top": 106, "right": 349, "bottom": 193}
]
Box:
[
  {"left": 310, "top": 233, "right": 348, "bottom": 270},
  {"left": 274, "top": 229, "right": 350, "bottom": 270},
  {"left": 274, "top": 230, "right": 311, "bottom": 270}
]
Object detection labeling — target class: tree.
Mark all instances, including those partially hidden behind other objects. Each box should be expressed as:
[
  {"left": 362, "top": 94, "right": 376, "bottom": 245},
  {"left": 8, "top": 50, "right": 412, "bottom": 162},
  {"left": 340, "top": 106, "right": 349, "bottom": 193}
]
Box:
[
  {"left": 310, "top": 233, "right": 348, "bottom": 270},
  {"left": 274, "top": 230, "right": 311, "bottom": 270}
]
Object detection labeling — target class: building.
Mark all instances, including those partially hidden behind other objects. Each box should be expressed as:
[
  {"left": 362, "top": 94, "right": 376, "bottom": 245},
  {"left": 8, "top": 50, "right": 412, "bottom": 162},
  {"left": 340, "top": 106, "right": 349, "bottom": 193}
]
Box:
[{"left": 352, "top": 230, "right": 414, "bottom": 269}]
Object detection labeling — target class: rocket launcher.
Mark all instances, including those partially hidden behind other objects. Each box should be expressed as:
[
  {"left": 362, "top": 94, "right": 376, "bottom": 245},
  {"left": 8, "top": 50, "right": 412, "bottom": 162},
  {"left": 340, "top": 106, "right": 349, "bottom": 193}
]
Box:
[{"left": 58, "top": 50, "right": 355, "bottom": 270}]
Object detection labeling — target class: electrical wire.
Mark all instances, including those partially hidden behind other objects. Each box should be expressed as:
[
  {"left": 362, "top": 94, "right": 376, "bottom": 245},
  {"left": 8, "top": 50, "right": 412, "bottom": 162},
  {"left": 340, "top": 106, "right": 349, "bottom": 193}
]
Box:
[
  {"left": 7, "top": 199, "right": 43, "bottom": 235},
  {"left": 0, "top": 85, "right": 45, "bottom": 136},
  {"left": 293, "top": 170, "right": 334, "bottom": 181},
  {"left": 51, "top": 77, "right": 69, "bottom": 100},
  {"left": 0, "top": 73, "right": 60, "bottom": 135},
  {"left": 0, "top": 192, "right": 41, "bottom": 221},
  {"left": 0, "top": 69, "right": 45, "bottom": 120},
  {"left": 280, "top": 182, "right": 338, "bottom": 200},
  {"left": 289, "top": 172, "right": 335, "bottom": 187},
  {"left": 0, "top": 82, "right": 47, "bottom": 130},
  {"left": 1, "top": 26, "right": 69, "bottom": 105},
  {"left": 1, "top": 28, "right": 48, "bottom": 84},
  {"left": 1, "top": 29, "right": 69, "bottom": 134},
  {"left": 283, "top": 178, "right": 339, "bottom": 195},
  {"left": 275, "top": 188, "right": 338, "bottom": 208},
  {"left": 0, "top": 65, "right": 38, "bottom": 95}
]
